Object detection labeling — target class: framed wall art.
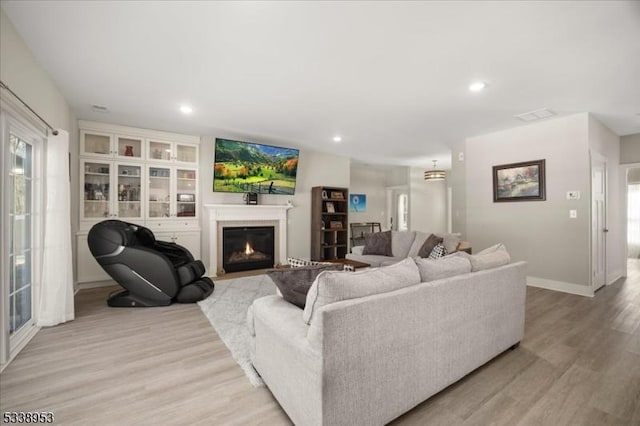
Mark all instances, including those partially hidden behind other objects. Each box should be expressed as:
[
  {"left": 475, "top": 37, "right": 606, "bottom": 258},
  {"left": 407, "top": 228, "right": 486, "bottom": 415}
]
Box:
[{"left": 493, "top": 159, "right": 546, "bottom": 202}]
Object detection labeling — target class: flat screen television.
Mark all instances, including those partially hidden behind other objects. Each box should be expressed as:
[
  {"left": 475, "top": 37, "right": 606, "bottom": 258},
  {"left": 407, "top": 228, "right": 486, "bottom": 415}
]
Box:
[{"left": 213, "top": 138, "right": 300, "bottom": 195}]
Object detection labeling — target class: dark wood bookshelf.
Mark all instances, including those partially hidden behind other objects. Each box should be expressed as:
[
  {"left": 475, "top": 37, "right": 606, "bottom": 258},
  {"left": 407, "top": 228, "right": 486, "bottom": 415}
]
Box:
[{"left": 311, "top": 186, "right": 349, "bottom": 260}]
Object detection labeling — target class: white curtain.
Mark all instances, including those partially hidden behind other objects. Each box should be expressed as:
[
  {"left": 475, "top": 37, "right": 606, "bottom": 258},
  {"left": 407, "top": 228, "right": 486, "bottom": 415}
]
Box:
[
  {"left": 629, "top": 183, "right": 640, "bottom": 259},
  {"left": 38, "top": 129, "right": 74, "bottom": 326}
]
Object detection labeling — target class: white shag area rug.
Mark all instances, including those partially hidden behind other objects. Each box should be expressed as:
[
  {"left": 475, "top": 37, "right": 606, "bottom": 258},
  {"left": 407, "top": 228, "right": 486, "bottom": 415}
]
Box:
[{"left": 197, "top": 274, "right": 276, "bottom": 387}]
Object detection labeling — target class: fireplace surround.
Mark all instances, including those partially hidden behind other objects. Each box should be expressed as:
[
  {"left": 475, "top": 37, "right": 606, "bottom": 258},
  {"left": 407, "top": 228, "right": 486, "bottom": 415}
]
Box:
[{"left": 203, "top": 204, "right": 292, "bottom": 276}]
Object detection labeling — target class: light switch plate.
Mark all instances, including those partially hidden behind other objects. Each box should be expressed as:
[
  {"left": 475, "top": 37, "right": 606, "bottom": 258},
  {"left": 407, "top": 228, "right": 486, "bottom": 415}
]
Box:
[
  {"left": 570, "top": 209, "right": 577, "bottom": 218},
  {"left": 567, "top": 191, "right": 580, "bottom": 200}
]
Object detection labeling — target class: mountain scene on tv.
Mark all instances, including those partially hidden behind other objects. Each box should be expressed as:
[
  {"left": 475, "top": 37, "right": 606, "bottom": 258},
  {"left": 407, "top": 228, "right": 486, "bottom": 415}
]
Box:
[{"left": 213, "top": 139, "right": 299, "bottom": 194}]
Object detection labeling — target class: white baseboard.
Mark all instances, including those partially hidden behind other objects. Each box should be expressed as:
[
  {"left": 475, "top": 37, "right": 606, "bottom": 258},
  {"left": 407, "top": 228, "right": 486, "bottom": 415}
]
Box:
[
  {"left": 607, "top": 269, "right": 624, "bottom": 286},
  {"left": 527, "top": 276, "right": 594, "bottom": 298},
  {"left": 76, "top": 280, "right": 118, "bottom": 291}
]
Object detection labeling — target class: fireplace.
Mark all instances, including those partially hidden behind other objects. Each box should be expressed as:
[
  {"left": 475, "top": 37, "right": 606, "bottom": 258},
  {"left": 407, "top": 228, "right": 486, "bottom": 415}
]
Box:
[{"left": 222, "top": 226, "right": 275, "bottom": 273}]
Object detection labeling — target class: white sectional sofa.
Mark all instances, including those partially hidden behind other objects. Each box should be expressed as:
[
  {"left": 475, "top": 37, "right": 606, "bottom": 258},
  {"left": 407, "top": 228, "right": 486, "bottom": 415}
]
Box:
[
  {"left": 248, "top": 253, "right": 526, "bottom": 426},
  {"left": 346, "top": 230, "right": 462, "bottom": 267}
]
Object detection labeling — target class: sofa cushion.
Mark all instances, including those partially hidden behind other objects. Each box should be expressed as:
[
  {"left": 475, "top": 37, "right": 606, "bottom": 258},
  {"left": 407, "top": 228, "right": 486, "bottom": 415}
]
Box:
[
  {"left": 346, "top": 253, "right": 404, "bottom": 268},
  {"left": 408, "top": 231, "right": 429, "bottom": 257},
  {"left": 362, "top": 231, "right": 392, "bottom": 256},
  {"left": 415, "top": 252, "right": 471, "bottom": 282},
  {"left": 391, "top": 231, "right": 416, "bottom": 258},
  {"left": 467, "top": 243, "right": 511, "bottom": 271},
  {"left": 435, "top": 233, "right": 462, "bottom": 254},
  {"left": 417, "top": 234, "right": 443, "bottom": 258},
  {"left": 267, "top": 264, "right": 344, "bottom": 308},
  {"left": 303, "top": 258, "right": 421, "bottom": 324}
]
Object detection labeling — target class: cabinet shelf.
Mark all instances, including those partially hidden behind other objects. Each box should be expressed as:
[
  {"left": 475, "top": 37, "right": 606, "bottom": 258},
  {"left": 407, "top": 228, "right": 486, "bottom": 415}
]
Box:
[{"left": 85, "top": 172, "right": 109, "bottom": 176}]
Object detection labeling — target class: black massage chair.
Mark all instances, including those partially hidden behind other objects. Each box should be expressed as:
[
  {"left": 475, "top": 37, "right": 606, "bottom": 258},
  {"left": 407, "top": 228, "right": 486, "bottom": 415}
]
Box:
[{"left": 88, "top": 220, "right": 214, "bottom": 307}]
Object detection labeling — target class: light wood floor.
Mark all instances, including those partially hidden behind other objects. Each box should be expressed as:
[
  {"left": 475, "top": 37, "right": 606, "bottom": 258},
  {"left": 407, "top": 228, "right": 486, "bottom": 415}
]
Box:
[{"left": 1, "top": 261, "right": 639, "bottom": 425}]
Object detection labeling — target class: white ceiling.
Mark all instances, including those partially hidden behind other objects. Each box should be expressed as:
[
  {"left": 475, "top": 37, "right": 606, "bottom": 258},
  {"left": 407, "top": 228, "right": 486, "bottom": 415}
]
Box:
[{"left": 3, "top": 1, "right": 640, "bottom": 169}]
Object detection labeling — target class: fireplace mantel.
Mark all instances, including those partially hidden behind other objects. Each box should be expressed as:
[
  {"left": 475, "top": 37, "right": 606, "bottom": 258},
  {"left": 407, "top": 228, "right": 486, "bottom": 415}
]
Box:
[{"left": 203, "top": 204, "right": 292, "bottom": 276}]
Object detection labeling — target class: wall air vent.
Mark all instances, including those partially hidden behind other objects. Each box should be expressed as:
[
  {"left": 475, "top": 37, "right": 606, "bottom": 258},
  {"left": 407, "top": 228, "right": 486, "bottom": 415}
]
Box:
[
  {"left": 91, "top": 104, "right": 109, "bottom": 113},
  {"left": 514, "top": 108, "right": 556, "bottom": 122}
]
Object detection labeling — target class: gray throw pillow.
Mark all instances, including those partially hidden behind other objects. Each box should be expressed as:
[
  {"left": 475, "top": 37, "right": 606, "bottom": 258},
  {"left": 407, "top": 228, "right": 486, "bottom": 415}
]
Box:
[
  {"left": 417, "top": 234, "right": 443, "bottom": 258},
  {"left": 362, "top": 231, "right": 392, "bottom": 256},
  {"left": 267, "top": 264, "right": 344, "bottom": 308}
]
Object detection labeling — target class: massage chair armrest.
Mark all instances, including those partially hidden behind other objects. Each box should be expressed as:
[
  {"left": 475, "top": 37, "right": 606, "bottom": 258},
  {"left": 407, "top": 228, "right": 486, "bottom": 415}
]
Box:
[
  {"left": 98, "top": 245, "right": 180, "bottom": 297},
  {"left": 154, "top": 240, "right": 195, "bottom": 265}
]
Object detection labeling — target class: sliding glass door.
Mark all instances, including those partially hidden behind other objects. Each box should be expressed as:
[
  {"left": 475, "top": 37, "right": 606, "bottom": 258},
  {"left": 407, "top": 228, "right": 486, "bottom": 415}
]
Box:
[
  {"left": 1, "top": 108, "right": 43, "bottom": 367},
  {"left": 8, "top": 133, "right": 34, "bottom": 337}
]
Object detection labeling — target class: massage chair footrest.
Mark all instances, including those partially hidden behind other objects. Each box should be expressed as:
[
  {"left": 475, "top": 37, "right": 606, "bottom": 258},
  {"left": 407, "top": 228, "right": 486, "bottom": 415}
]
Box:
[{"left": 175, "top": 277, "right": 215, "bottom": 303}]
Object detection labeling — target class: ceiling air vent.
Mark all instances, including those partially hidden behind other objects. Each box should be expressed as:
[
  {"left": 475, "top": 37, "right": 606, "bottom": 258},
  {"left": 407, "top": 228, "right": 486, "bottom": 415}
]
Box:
[
  {"left": 91, "top": 104, "right": 109, "bottom": 113},
  {"left": 514, "top": 108, "right": 556, "bottom": 122}
]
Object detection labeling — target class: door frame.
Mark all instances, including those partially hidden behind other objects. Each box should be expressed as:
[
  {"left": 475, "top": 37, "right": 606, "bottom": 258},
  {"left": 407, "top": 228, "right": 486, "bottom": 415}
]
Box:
[
  {"left": 386, "top": 185, "right": 409, "bottom": 231},
  {"left": 0, "top": 98, "right": 46, "bottom": 371},
  {"left": 590, "top": 151, "right": 607, "bottom": 291}
]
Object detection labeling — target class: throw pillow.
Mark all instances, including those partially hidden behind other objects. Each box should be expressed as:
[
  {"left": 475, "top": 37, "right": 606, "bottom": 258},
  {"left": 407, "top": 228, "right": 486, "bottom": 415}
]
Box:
[
  {"left": 267, "top": 264, "right": 344, "bottom": 308},
  {"left": 287, "top": 257, "right": 314, "bottom": 268},
  {"left": 417, "top": 234, "right": 443, "bottom": 258},
  {"left": 428, "top": 243, "right": 447, "bottom": 259},
  {"left": 362, "top": 231, "right": 392, "bottom": 256},
  {"left": 287, "top": 256, "right": 355, "bottom": 272},
  {"left": 415, "top": 252, "right": 472, "bottom": 282},
  {"left": 467, "top": 243, "right": 511, "bottom": 271},
  {"left": 303, "top": 258, "right": 421, "bottom": 324},
  {"left": 435, "top": 233, "right": 462, "bottom": 254}
]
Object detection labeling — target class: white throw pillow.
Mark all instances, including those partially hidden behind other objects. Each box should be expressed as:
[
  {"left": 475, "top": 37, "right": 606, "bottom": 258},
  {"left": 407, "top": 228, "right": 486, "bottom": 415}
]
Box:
[
  {"left": 414, "top": 252, "right": 471, "bottom": 282},
  {"left": 302, "top": 258, "right": 421, "bottom": 324},
  {"left": 467, "top": 243, "right": 511, "bottom": 271}
]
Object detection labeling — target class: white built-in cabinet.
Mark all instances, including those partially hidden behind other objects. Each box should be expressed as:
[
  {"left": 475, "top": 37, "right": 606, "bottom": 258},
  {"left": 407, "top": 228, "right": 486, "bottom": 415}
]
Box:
[{"left": 76, "top": 120, "right": 201, "bottom": 283}]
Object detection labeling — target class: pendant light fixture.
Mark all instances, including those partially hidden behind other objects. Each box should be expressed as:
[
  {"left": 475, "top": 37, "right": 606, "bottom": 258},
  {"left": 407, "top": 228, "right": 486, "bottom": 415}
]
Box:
[{"left": 424, "top": 160, "right": 446, "bottom": 181}]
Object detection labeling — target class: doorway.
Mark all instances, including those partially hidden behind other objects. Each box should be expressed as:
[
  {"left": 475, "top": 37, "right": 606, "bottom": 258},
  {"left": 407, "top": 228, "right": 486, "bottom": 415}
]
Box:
[
  {"left": 386, "top": 185, "right": 409, "bottom": 231},
  {"left": 591, "top": 152, "right": 607, "bottom": 291},
  {"left": 1, "top": 106, "right": 44, "bottom": 368},
  {"left": 624, "top": 165, "right": 640, "bottom": 268}
]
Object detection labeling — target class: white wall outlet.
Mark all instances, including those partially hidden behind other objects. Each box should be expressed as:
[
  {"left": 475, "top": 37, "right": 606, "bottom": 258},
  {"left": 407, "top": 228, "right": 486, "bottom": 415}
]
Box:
[
  {"left": 566, "top": 191, "right": 580, "bottom": 200},
  {"left": 458, "top": 152, "right": 464, "bottom": 161},
  {"left": 569, "top": 209, "right": 577, "bottom": 218}
]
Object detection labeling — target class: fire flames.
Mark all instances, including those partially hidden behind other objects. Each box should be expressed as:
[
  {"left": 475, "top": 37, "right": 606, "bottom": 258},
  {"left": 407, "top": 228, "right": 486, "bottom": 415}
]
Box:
[{"left": 244, "top": 242, "right": 254, "bottom": 255}]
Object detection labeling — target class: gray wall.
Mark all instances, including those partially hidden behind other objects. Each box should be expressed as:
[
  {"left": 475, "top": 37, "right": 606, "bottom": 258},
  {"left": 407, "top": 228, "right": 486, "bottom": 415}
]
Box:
[
  {"left": 0, "top": 9, "right": 79, "bottom": 281},
  {"left": 448, "top": 139, "right": 467, "bottom": 238},
  {"left": 620, "top": 133, "right": 640, "bottom": 164},
  {"left": 199, "top": 135, "right": 350, "bottom": 262},
  {"left": 349, "top": 164, "right": 388, "bottom": 225},
  {"left": 466, "top": 113, "right": 591, "bottom": 287},
  {"left": 409, "top": 167, "right": 447, "bottom": 234}
]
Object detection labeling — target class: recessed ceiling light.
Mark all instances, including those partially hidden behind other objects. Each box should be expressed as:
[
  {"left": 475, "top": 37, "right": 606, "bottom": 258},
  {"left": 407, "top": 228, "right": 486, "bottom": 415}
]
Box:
[
  {"left": 180, "top": 105, "right": 193, "bottom": 114},
  {"left": 468, "top": 81, "right": 487, "bottom": 92},
  {"left": 333, "top": 135, "right": 342, "bottom": 142},
  {"left": 91, "top": 104, "right": 109, "bottom": 113}
]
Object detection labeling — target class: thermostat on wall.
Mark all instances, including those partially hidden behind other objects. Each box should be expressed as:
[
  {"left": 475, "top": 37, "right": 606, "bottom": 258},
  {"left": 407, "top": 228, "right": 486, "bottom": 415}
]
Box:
[{"left": 566, "top": 191, "right": 580, "bottom": 200}]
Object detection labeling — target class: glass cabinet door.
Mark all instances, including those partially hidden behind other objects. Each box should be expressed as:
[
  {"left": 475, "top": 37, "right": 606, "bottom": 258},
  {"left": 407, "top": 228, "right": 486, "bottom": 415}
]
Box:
[
  {"left": 175, "top": 144, "right": 197, "bottom": 164},
  {"left": 117, "top": 164, "right": 142, "bottom": 219},
  {"left": 148, "top": 166, "right": 171, "bottom": 218},
  {"left": 176, "top": 168, "right": 197, "bottom": 217},
  {"left": 148, "top": 140, "right": 172, "bottom": 162},
  {"left": 116, "top": 135, "right": 143, "bottom": 159},
  {"left": 83, "top": 161, "right": 111, "bottom": 219},
  {"left": 81, "top": 131, "right": 112, "bottom": 157}
]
